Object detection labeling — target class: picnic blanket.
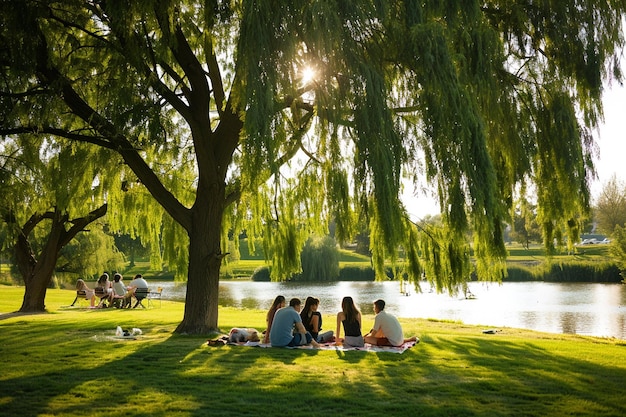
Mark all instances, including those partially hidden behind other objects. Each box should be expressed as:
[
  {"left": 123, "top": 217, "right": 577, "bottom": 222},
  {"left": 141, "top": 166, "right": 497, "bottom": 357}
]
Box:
[{"left": 209, "top": 339, "right": 418, "bottom": 354}]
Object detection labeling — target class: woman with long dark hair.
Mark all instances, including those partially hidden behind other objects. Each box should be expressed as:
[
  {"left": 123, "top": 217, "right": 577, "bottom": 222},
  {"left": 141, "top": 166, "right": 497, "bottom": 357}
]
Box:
[
  {"left": 301, "top": 296, "right": 334, "bottom": 343},
  {"left": 336, "top": 296, "right": 364, "bottom": 347},
  {"left": 263, "top": 295, "right": 285, "bottom": 344}
]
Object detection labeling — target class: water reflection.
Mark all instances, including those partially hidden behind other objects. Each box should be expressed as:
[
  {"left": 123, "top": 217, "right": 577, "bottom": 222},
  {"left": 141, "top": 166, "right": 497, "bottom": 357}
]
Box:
[{"left": 152, "top": 280, "right": 626, "bottom": 339}]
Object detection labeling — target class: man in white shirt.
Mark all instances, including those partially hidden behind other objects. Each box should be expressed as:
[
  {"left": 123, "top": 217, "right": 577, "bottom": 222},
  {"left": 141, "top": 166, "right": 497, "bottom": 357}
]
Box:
[
  {"left": 128, "top": 274, "right": 150, "bottom": 308},
  {"left": 128, "top": 274, "right": 149, "bottom": 291},
  {"left": 364, "top": 299, "right": 419, "bottom": 346}
]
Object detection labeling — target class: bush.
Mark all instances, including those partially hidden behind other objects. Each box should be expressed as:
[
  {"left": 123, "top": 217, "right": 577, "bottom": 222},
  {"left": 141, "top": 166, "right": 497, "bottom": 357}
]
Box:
[
  {"left": 503, "top": 262, "right": 621, "bottom": 283},
  {"left": 251, "top": 266, "right": 271, "bottom": 282},
  {"left": 338, "top": 265, "right": 375, "bottom": 281},
  {"left": 543, "top": 262, "right": 621, "bottom": 283},
  {"left": 504, "top": 265, "right": 538, "bottom": 282}
]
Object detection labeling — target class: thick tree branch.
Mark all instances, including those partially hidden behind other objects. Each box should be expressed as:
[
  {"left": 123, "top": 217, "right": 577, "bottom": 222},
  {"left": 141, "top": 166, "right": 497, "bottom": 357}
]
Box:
[
  {"left": 0, "top": 127, "right": 117, "bottom": 150},
  {"left": 32, "top": 29, "right": 193, "bottom": 232},
  {"left": 58, "top": 203, "right": 108, "bottom": 249},
  {"left": 204, "top": 35, "right": 226, "bottom": 117},
  {"left": 172, "top": 25, "right": 212, "bottom": 121}
]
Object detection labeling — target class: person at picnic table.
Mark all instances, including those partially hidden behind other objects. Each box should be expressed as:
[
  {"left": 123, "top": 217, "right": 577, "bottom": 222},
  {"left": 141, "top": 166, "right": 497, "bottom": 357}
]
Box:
[
  {"left": 263, "top": 295, "right": 286, "bottom": 344},
  {"left": 364, "top": 299, "right": 419, "bottom": 347},
  {"left": 75, "top": 279, "right": 96, "bottom": 307},
  {"left": 95, "top": 273, "right": 114, "bottom": 307},
  {"left": 128, "top": 273, "right": 148, "bottom": 292},
  {"left": 335, "top": 296, "right": 364, "bottom": 348},
  {"left": 269, "top": 298, "right": 319, "bottom": 348},
  {"left": 112, "top": 273, "right": 133, "bottom": 308},
  {"left": 300, "top": 296, "right": 334, "bottom": 343}
]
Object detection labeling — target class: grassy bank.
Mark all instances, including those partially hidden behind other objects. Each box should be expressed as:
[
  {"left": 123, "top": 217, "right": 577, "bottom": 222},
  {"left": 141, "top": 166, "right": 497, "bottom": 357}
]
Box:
[{"left": 1, "top": 286, "right": 625, "bottom": 417}]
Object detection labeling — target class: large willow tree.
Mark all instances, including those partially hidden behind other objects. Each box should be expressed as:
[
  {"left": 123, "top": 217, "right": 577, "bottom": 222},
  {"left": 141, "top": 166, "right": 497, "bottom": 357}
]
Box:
[
  {"left": 0, "top": 138, "right": 109, "bottom": 311},
  {"left": 1, "top": 1, "right": 624, "bottom": 333}
]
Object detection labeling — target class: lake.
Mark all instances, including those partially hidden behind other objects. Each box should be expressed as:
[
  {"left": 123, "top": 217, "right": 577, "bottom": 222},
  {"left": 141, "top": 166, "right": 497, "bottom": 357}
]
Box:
[{"left": 151, "top": 280, "right": 626, "bottom": 340}]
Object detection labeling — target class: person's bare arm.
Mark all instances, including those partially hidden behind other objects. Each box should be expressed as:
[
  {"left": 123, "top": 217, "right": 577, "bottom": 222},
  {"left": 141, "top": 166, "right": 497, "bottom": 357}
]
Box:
[
  {"left": 311, "top": 315, "right": 320, "bottom": 333},
  {"left": 295, "top": 322, "right": 307, "bottom": 334},
  {"left": 336, "top": 313, "right": 343, "bottom": 340}
]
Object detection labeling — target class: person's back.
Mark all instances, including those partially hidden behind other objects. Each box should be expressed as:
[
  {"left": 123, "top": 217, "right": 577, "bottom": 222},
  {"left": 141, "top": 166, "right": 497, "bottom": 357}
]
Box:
[
  {"left": 373, "top": 310, "right": 404, "bottom": 346},
  {"left": 112, "top": 280, "right": 127, "bottom": 296},
  {"left": 264, "top": 295, "right": 285, "bottom": 344},
  {"left": 342, "top": 317, "right": 361, "bottom": 336},
  {"left": 129, "top": 274, "right": 149, "bottom": 290},
  {"left": 336, "top": 296, "right": 364, "bottom": 347},
  {"left": 364, "top": 299, "right": 418, "bottom": 347},
  {"left": 269, "top": 306, "right": 300, "bottom": 347}
]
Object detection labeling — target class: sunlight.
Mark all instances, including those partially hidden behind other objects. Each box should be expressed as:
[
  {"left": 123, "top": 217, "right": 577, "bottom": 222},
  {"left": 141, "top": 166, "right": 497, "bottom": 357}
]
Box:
[{"left": 300, "top": 65, "right": 316, "bottom": 86}]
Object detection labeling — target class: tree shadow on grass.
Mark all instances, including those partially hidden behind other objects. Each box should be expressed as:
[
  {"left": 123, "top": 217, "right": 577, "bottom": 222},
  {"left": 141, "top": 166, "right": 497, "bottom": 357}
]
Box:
[{"left": 2, "top": 326, "right": 626, "bottom": 417}]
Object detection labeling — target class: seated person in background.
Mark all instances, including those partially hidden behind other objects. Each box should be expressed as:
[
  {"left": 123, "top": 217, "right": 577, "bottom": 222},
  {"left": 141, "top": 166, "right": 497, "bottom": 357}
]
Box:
[
  {"left": 300, "top": 296, "right": 334, "bottom": 343},
  {"left": 75, "top": 279, "right": 96, "bottom": 307},
  {"left": 228, "top": 328, "right": 261, "bottom": 343},
  {"left": 112, "top": 273, "right": 133, "bottom": 308},
  {"left": 335, "top": 296, "right": 364, "bottom": 348},
  {"left": 128, "top": 273, "right": 148, "bottom": 294},
  {"left": 263, "top": 295, "right": 286, "bottom": 344},
  {"left": 269, "top": 298, "right": 319, "bottom": 348},
  {"left": 95, "top": 273, "right": 114, "bottom": 307},
  {"left": 364, "top": 299, "right": 419, "bottom": 347}
]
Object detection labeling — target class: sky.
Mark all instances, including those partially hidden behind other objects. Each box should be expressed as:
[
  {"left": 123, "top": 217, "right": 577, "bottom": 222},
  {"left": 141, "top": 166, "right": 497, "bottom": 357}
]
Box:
[
  {"left": 403, "top": 80, "right": 626, "bottom": 220},
  {"left": 592, "top": 80, "right": 625, "bottom": 197}
]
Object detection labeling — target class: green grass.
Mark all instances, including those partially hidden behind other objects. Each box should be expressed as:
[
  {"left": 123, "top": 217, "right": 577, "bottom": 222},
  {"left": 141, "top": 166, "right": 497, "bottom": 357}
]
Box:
[
  {"left": 505, "top": 242, "right": 610, "bottom": 262},
  {"left": 1, "top": 286, "right": 625, "bottom": 417}
]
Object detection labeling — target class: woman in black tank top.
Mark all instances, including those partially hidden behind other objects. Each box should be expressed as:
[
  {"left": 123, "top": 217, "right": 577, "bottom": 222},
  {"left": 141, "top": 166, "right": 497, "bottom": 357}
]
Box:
[{"left": 336, "top": 296, "right": 364, "bottom": 347}]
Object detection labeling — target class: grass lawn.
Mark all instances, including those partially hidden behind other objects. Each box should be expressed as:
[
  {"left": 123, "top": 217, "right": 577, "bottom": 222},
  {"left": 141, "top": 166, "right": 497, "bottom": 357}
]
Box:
[{"left": 1, "top": 286, "right": 625, "bottom": 417}]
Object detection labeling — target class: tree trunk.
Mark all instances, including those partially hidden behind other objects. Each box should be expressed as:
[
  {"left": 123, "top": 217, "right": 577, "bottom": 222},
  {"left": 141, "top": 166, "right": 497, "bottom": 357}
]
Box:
[
  {"left": 19, "top": 256, "right": 58, "bottom": 312},
  {"left": 17, "top": 211, "right": 65, "bottom": 312},
  {"left": 14, "top": 205, "right": 108, "bottom": 313},
  {"left": 175, "top": 182, "right": 224, "bottom": 334}
]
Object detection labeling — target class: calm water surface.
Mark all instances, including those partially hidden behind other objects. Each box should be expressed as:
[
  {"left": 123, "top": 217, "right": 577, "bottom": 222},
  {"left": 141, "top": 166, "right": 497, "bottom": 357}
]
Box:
[{"left": 153, "top": 280, "right": 626, "bottom": 339}]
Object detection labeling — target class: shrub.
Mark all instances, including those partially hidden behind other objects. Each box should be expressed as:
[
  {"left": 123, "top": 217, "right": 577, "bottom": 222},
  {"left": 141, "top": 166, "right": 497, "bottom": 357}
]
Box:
[
  {"left": 504, "top": 262, "right": 621, "bottom": 283},
  {"left": 504, "top": 265, "right": 538, "bottom": 282},
  {"left": 250, "top": 266, "right": 271, "bottom": 282},
  {"left": 543, "top": 262, "right": 621, "bottom": 283},
  {"left": 338, "top": 265, "right": 376, "bottom": 281}
]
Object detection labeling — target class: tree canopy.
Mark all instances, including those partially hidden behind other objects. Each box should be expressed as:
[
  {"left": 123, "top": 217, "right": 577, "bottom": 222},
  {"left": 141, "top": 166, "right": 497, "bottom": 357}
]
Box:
[{"left": 1, "top": 0, "right": 624, "bottom": 333}]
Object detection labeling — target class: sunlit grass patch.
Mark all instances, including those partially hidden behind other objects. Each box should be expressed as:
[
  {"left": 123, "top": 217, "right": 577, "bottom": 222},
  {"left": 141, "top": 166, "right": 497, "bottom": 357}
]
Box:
[{"left": 1, "top": 286, "right": 626, "bottom": 417}]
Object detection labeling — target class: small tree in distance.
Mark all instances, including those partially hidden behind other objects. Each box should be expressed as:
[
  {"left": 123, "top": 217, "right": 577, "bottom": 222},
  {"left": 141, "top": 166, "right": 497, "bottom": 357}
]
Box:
[
  {"left": 299, "top": 235, "right": 340, "bottom": 282},
  {"left": 594, "top": 175, "right": 626, "bottom": 236}
]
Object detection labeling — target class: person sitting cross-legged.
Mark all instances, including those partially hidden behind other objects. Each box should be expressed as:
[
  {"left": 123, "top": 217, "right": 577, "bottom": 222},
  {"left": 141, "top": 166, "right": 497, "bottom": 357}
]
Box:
[
  {"left": 363, "top": 299, "right": 419, "bottom": 347},
  {"left": 335, "top": 296, "right": 364, "bottom": 348},
  {"left": 269, "top": 298, "right": 320, "bottom": 348}
]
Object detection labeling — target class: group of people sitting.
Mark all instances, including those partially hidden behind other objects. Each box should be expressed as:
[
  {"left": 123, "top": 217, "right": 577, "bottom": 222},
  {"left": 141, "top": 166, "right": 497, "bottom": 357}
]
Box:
[
  {"left": 75, "top": 273, "right": 149, "bottom": 308},
  {"left": 224, "top": 295, "right": 418, "bottom": 348}
]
